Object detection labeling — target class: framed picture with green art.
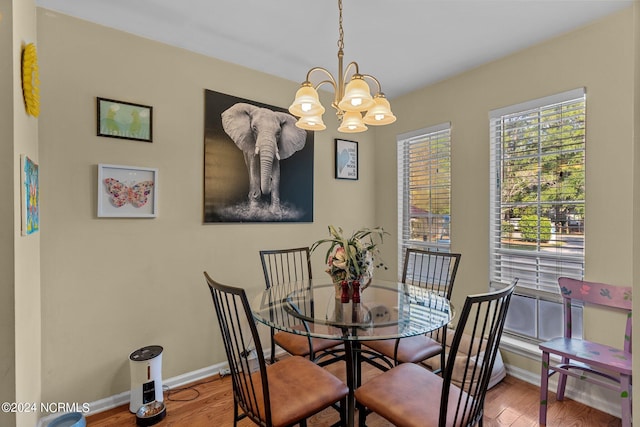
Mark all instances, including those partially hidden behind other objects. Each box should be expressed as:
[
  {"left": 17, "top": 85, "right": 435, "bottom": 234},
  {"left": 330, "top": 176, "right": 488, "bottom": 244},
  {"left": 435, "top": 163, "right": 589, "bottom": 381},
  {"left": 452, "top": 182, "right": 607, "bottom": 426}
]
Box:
[{"left": 97, "top": 97, "right": 153, "bottom": 142}]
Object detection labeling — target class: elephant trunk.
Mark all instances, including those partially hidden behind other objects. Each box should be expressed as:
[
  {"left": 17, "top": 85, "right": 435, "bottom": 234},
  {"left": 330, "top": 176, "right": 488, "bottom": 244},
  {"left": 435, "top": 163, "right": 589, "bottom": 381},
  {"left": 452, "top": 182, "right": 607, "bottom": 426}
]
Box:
[{"left": 258, "top": 143, "right": 275, "bottom": 195}]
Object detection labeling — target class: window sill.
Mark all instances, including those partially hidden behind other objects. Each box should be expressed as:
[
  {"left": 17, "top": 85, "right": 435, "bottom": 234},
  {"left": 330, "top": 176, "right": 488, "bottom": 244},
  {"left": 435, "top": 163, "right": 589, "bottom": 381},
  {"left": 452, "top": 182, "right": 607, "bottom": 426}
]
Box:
[{"left": 500, "top": 335, "right": 542, "bottom": 360}]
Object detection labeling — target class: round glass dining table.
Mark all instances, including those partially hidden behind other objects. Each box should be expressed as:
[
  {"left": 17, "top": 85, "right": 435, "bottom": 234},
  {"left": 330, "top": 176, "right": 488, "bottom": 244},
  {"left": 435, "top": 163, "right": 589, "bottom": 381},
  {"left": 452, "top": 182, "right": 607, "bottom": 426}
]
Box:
[{"left": 251, "top": 278, "right": 454, "bottom": 427}]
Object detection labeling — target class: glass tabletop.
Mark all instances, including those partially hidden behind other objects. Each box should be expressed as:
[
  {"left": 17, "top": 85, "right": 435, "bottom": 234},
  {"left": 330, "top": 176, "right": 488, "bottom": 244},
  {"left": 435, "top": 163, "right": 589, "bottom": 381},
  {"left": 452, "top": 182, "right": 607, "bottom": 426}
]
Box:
[{"left": 251, "top": 279, "right": 454, "bottom": 341}]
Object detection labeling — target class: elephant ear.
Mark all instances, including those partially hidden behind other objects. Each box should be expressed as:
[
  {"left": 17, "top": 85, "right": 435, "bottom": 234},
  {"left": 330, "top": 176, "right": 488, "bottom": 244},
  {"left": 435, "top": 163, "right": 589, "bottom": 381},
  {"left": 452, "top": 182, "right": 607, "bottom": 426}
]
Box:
[
  {"left": 276, "top": 111, "right": 307, "bottom": 159},
  {"left": 221, "top": 103, "right": 258, "bottom": 152}
]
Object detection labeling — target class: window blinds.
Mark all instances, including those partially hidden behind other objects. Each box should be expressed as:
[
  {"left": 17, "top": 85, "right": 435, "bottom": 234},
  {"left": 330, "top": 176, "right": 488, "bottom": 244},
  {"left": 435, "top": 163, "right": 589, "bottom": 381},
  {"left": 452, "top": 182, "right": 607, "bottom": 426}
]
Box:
[
  {"left": 489, "top": 89, "right": 586, "bottom": 293},
  {"left": 397, "top": 123, "right": 452, "bottom": 271}
]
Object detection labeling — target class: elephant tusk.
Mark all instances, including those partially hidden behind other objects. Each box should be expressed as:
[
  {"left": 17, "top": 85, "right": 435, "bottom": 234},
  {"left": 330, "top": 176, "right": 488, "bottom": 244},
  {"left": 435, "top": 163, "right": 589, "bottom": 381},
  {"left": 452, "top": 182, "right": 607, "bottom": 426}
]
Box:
[
  {"left": 275, "top": 151, "right": 280, "bottom": 161},
  {"left": 254, "top": 146, "right": 260, "bottom": 155}
]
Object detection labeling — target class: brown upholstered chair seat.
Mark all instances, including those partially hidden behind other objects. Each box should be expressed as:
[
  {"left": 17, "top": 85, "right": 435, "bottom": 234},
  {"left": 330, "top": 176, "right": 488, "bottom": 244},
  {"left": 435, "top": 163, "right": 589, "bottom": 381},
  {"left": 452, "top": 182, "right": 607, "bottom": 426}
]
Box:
[
  {"left": 249, "top": 356, "right": 348, "bottom": 427},
  {"left": 364, "top": 334, "right": 442, "bottom": 364},
  {"left": 355, "top": 363, "right": 471, "bottom": 427},
  {"left": 274, "top": 329, "right": 342, "bottom": 358}
]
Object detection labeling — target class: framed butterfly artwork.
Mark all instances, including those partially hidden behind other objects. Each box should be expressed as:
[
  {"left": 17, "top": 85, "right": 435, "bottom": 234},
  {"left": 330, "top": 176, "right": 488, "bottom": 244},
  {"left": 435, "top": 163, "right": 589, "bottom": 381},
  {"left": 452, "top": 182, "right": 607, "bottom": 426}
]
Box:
[{"left": 97, "top": 164, "right": 158, "bottom": 218}]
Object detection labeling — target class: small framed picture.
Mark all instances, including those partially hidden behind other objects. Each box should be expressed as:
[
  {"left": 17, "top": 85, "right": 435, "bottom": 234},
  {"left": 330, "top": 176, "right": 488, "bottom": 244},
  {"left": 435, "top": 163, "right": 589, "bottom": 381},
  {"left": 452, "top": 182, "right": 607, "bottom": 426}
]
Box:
[
  {"left": 97, "top": 97, "right": 153, "bottom": 142},
  {"left": 21, "top": 154, "right": 39, "bottom": 235},
  {"left": 335, "top": 138, "right": 358, "bottom": 180},
  {"left": 98, "top": 164, "right": 158, "bottom": 218}
]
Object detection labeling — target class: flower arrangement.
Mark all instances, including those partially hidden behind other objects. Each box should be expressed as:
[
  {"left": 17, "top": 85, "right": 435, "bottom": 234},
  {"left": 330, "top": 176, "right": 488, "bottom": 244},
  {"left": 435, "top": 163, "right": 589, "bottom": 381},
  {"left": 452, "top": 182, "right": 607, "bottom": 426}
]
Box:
[{"left": 311, "top": 225, "right": 387, "bottom": 284}]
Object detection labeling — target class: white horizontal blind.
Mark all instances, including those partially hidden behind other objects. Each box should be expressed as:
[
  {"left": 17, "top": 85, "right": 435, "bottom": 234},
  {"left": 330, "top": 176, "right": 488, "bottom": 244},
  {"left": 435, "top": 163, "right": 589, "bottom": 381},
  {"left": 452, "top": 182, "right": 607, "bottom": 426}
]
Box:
[
  {"left": 490, "top": 89, "right": 585, "bottom": 292},
  {"left": 489, "top": 89, "right": 585, "bottom": 342},
  {"left": 397, "top": 123, "right": 451, "bottom": 275}
]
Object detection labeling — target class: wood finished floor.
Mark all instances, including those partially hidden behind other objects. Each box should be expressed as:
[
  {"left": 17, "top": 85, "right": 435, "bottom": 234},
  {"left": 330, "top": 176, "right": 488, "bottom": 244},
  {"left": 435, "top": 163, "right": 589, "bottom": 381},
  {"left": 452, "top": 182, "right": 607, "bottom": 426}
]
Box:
[{"left": 87, "top": 361, "right": 621, "bottom": 426}]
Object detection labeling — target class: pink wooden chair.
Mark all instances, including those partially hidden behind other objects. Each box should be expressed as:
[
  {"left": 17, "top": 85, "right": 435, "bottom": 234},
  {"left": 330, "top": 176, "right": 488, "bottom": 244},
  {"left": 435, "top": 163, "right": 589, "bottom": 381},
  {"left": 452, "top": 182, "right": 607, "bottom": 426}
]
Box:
[{"left": 539, "top": 277, "right": 632, "bottom": 426}]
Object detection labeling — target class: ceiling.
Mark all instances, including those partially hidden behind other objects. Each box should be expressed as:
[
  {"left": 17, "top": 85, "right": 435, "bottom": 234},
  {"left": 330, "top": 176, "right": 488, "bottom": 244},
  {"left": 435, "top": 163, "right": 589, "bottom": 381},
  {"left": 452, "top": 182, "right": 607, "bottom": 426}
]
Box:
[{"left": 35, "top": 0, "right": 632, "bottom": 99}]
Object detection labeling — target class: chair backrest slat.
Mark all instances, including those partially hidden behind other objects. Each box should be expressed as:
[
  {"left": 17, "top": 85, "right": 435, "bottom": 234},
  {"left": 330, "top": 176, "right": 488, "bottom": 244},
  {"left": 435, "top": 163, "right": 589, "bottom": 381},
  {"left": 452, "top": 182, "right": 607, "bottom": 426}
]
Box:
[
  {"left": 439, "top": 279, "right": 517, "bottom": 427},
  {"left": 260, "top": 247, "right": 312, "bottom": 289},
  {"left": 558, "top": 277, "right": 632, "bottom": 353},
  {"left": 402, "top": 248, "right": 461, "bottom": 299},
  {"left": 260, "top": 248, "right": 314, "bottom": 331},
  {"left": 204, "top": 272, "right": 272, "bottom": 426}
]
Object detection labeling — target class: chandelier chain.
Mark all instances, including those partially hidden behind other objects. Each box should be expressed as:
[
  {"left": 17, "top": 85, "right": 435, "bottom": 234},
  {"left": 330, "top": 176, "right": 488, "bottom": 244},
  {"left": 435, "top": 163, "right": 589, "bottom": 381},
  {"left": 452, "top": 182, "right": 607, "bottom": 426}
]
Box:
[{"left": 337, "top": 0, "right": 344, "bottom": 51}]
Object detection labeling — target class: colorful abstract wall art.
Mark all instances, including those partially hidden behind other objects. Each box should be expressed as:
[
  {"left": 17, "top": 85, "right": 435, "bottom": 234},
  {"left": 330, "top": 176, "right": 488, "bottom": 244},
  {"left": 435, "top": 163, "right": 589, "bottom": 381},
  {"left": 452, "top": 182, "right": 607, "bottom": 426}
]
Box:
[{"left": 21, "top": 155, "right": 39, "bottom": 235}]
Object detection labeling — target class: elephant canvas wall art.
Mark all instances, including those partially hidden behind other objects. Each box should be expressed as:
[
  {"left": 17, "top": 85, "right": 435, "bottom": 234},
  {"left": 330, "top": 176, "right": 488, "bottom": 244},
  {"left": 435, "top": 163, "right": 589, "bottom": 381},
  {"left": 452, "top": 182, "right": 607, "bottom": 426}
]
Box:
[{"left": 203, "top": 90, "right": 314, "bottom": 223}]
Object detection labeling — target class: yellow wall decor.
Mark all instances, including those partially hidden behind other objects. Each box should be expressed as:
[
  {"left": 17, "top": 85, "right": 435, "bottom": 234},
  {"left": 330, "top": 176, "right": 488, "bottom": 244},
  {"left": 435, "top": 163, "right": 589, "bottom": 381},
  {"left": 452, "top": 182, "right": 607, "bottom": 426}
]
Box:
[{"left": 21, "top": 42, "right": 40, "bottom": 117}]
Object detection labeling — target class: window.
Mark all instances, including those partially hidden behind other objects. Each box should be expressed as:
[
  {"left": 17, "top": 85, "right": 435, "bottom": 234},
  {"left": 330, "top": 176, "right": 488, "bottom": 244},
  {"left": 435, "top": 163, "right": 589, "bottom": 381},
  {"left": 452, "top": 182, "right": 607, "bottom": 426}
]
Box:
[
  {"left": 490, "top": 89, "right": 585, "bottom": 343},
  {"left": 397, "top": 123, "right": 451, "bottom": 271}
]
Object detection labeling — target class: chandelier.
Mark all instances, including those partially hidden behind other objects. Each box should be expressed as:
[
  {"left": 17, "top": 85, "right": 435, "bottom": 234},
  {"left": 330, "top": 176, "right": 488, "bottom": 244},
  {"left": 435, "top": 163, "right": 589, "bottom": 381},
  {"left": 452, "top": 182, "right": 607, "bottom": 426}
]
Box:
[{"left": 288, "top": 0, "right": 396, "bottom": 133}]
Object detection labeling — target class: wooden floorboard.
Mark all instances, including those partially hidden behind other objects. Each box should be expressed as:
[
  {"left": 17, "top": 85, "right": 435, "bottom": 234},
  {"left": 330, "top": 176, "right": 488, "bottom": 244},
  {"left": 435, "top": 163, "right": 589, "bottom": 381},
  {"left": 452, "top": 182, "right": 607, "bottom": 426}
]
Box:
[{"left": 87, "top": 361, "right": 621, "bottom": 426}]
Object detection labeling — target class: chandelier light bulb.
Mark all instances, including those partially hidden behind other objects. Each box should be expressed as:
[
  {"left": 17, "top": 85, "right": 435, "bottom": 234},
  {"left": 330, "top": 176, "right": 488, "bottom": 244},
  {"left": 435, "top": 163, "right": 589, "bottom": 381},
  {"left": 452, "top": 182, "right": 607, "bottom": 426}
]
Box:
[
  {"left": 338, "top": 74, "right": 374, "bottom": 112},
  {"left": 338, "top": 111, "right": 367, "bottom": 133},
  {"left": 363, "top": 93, "right": 396, "bottom": 126},
  {"left": 289, "top": 82, "right": 325, "bottom": 117},
  {"left": 295, "top": 114, "right": 326, "bottom": 131}
]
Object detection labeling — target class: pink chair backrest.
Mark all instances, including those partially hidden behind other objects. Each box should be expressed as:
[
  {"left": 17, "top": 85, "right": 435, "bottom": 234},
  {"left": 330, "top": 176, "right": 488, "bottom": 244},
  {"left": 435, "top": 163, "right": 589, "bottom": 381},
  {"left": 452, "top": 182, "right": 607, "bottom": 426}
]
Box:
[{"left": 558, "top": 277, "right": 632, "bottom": 353}]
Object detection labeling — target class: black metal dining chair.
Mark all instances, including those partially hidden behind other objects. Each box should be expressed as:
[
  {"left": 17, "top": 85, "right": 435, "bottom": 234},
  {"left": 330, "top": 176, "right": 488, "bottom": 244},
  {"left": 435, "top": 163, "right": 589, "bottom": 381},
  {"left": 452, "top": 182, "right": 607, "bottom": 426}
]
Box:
[
  {"left": 362, "top": 248, "right": 461, "bottom": 372},
  {"left": 260, "top": 247, "right": 343, "bottom": 366},
  {"left": 204, "top": 272, "right": 348, "bottom": 427},
  {"left": 355, "top": 280, "right": 516, "bottom": 427}
]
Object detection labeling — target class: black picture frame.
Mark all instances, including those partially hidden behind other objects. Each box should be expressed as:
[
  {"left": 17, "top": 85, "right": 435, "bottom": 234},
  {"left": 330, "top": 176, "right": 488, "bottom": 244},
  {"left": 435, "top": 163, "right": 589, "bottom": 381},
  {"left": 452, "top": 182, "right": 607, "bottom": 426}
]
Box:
[
  {"left": 203, "top": 89, "right": 314, "bottom": 223},
  {"left": 96, "top": 97, "right": 153, "bottom": 142},
  {"left": 335, "top": 138, "right": 358, "bottom": 180}
]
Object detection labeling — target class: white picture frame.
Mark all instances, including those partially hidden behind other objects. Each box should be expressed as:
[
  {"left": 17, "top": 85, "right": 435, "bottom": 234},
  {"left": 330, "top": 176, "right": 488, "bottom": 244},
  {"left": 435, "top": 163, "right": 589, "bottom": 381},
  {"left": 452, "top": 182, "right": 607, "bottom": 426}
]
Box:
[{"left": 97, "top": 164, "right": 158, "bottom": 218}]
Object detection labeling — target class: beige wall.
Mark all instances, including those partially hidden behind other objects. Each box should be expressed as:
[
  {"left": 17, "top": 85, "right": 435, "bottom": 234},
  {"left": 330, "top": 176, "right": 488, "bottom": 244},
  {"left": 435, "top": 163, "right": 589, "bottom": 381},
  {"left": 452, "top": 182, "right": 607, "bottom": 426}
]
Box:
[
  {"left": 0, "top": 1, "right": 17, "bottom": 425},
  {"left": 632, "top": 0, "right": 639, "bottom": 421},
  {"left": 13, "top": 2, "right": 41, "bottom": 426},
  {"left": 373, "top": 5, "right": 635, "bottom": 418},
  {"left": 36, "top": 9, "right": 377, "bottom": 405},
  {"left": 2, "top": 0, "right": 41, "bottom": 426},
  {"left": 33, "top": 3, "right": 637, "bottom": 421}
]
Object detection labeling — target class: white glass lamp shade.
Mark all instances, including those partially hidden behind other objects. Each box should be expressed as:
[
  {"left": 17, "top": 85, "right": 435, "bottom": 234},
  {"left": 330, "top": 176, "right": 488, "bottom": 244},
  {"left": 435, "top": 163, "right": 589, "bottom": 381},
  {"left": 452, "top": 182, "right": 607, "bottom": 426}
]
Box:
[
  {"left": 337, "top": 111, "right": 367, "bottom": 133},
  {"left": 288, "top": 83, "right": 325, "bottom": 117},
  {"left": 337, "top": 74, "right": 375, "bottom": 112},
  {"left": 363, "top": 93, "right": 396, "bottom": 125},
  {"left": 295, "top": 114, "right": 326, "bottom": 131}
]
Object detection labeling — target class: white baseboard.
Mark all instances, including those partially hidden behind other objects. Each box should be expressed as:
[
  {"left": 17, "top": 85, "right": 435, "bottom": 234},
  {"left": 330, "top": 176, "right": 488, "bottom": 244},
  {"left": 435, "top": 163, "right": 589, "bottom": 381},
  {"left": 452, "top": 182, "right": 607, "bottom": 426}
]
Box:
[
  {"left": 36, "top": 360, "right": 229, "bottom": 427},
  {"left": 36, "top": 347, "right": 288, "bottom": 427},
  {"left": 503, "top": 362, "right": 620, "bottom": 419}
]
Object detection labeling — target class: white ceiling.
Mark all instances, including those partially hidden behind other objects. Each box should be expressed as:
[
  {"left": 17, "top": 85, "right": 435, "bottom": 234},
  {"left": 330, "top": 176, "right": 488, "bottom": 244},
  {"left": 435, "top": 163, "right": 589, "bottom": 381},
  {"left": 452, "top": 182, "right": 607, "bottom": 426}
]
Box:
[{"left": 36, "top": 0, "right": 632, "bottom": 99}]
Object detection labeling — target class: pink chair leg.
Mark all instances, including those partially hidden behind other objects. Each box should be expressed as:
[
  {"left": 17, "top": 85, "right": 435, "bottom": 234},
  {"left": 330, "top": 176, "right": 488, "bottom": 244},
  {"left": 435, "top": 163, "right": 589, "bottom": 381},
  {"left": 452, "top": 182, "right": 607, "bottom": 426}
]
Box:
[
  {"left": 556, "top": 356, "right": 569, "bottom": 401},
  {"left": 620, "top": 374, "right": 632, "bottom": 427},
  {"left": 540, "top": 351, "right": 550, "bottom": 425}
]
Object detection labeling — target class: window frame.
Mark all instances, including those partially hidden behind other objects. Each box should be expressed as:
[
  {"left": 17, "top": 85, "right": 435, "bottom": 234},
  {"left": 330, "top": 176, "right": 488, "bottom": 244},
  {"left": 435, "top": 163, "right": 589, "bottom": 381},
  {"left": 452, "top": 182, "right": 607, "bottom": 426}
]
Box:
[{"left": 489, "top": 88, "right": 586, "bottom": 345}]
